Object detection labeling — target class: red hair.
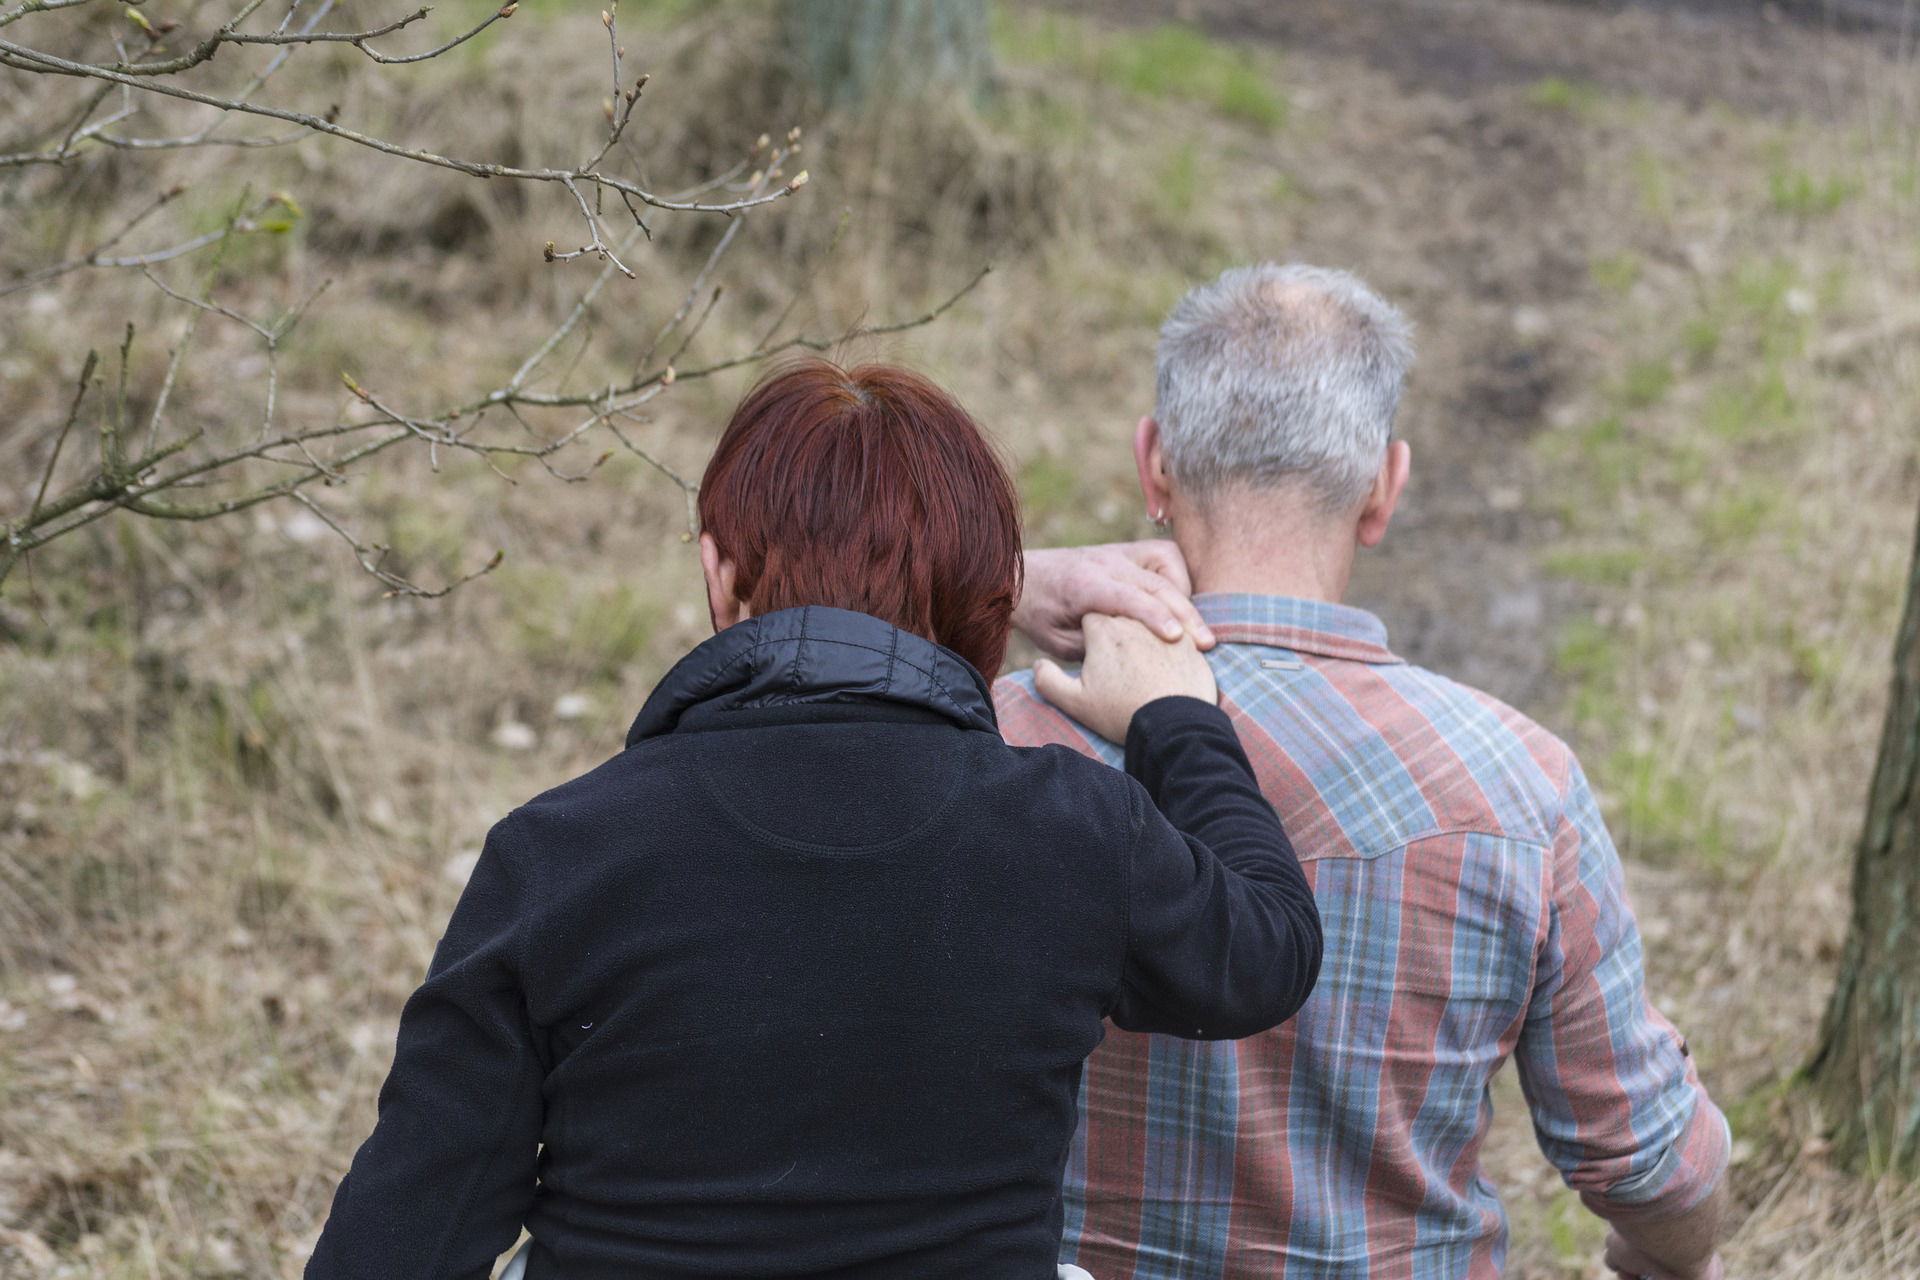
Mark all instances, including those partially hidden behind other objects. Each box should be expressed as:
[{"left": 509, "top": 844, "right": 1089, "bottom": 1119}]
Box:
[{"left": 698, "top": 359, "right": 1023, "bottom": 677}]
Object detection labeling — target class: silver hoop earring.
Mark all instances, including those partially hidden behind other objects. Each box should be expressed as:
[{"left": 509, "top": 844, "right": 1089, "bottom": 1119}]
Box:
[{"left": 1150, "top": 508, "right": 1167, "bottom": 528}]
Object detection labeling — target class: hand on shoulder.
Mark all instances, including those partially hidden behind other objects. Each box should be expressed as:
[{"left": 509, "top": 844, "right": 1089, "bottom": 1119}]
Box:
[
  {"left": 1032, "top": 613, "right": 1217, "bottom": 744},
  {"left": 1016, "top": 542, "right": 1215, "bottom": 660}
]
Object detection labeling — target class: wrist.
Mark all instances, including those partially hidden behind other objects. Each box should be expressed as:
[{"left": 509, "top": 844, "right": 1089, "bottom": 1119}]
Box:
[{"left": 1126, "top": 693, "right": 1225, "bottom": 743}]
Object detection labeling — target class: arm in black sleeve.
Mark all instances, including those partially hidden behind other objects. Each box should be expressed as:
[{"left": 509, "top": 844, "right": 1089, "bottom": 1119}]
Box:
[
  {"left": 306, "top": 815, "right": 544, "bottom": 1280},
  {"left": 1110, "top": 695, "right": 1322, "bottom": 1039}
]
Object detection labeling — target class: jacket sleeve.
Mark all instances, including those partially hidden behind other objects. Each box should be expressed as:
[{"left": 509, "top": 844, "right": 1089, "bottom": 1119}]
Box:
[
  {"left": 1514, "top": 757, "right": 1730, "bottom": 1221},
  {"left": 306, "top": 814, "right": 544, "bottom": 1280},
  {"left": 1110, "top": 695, "right": 1323, "bottom": 1039}
]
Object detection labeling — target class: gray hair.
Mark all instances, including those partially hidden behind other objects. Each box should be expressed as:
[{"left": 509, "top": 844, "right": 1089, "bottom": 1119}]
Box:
[{"left": 1154, "top": 263, "right": 1415, "bottom": 513}]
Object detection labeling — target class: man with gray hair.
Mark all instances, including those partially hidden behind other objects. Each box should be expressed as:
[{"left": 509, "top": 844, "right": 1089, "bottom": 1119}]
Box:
[{"left": 1000, "top": 263, "right": 1730, "bottom": 1279}]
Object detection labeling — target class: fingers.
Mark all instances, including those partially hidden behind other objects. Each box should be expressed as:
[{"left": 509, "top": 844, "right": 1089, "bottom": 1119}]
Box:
[
  {"left": 1110, "top": 583, "right": 1188, "bottom": 643},
  {"left": 1126, "top": 538, "right": 1194, "bottom": 595},
  {"left": 1039, "top": 625, "right": 1087, "bottom": 663},
  {"left": 1137, "top": 568, "right": 1215, "bottom": 651},
  {"left": 1031, "top": 657, "right": 1084, "bottom": 717},
  {"left": 1097, "top": 562, "right": 1213, "bottom": 649},
  {"left": 1122, "top": 542, "right": 1215, "bottom": 650}
]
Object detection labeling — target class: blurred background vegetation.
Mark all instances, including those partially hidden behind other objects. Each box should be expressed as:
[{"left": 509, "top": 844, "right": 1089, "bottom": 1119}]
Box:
[{"left": 3, "top": 0, "right": 1919, "bottom": 1275}]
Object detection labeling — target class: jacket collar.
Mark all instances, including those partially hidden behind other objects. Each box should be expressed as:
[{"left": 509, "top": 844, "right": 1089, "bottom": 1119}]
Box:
[{"left": 627, "top": 606, "right": 999, "bottom": 745}]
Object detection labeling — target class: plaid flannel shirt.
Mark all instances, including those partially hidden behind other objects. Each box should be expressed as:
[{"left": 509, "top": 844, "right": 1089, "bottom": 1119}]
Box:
[{"left": 994, "top": 594, "right": 1728, "bottom": 1280}]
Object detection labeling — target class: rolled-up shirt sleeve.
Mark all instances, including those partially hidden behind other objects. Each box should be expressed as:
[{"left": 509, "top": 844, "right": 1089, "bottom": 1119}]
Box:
[{"left": 1514, "top": 758, "right": 1730, "bottom": 1220}]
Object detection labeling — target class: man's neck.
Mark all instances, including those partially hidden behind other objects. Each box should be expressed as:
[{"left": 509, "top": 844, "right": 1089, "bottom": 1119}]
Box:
[{"left": 1175, "top": 496, "right": 1356, "bottom": 603}]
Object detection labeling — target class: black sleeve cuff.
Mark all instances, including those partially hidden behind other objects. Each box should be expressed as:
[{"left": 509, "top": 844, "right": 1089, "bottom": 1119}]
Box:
[{"left": 1124, "top": 695, "right": 1248, "bottom": 793}]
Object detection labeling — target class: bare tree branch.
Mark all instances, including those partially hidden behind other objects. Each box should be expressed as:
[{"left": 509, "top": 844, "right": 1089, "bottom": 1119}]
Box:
[
  {"left": 0, "top": 35, "right": 809, "bottom": 215},
  {"left": 0, "top": 0, "right": 981, "bottom": 601}
]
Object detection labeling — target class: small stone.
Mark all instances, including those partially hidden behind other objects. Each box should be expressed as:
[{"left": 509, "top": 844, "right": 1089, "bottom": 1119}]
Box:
[
  {"left": 552, "top": 693, "right": 593, "bottom": 721},
  {"left": 365, "top": 794, "right": 398, "bottom": 831},
  {"left": 1511, "top": 306, "right": 1550, "bottom": 341},
  {"left": 491, "top": 720, "right": 537, "bottom": 751}
]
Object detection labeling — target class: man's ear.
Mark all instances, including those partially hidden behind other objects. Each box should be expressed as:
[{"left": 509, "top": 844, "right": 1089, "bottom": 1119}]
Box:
[
  {"left": 1357, "top": 441, "right": 1411, "bottom": 549},
  {"left": 1134, "top": 416, "right": 1173, "bottom": 526},
  {"left": 699, "top": 532, "right": 750, "bottom": 631}
]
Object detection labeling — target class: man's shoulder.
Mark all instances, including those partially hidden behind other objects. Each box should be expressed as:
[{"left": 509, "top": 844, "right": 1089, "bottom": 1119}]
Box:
[
  {"left": 1386, "top": 660, "right": 1578, "bottom": 787},
  {"left": 993, "top": 670, "right": 1117, "bottom": 761},
  {"left": 1319, "top": 656, "right": 1581, "bottom": 845}
]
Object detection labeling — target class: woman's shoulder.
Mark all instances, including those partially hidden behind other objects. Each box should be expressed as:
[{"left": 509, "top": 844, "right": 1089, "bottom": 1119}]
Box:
[
  {"left": 502, "top": 738, "right": 688, "bottom": 839},
  {"left": 965, "top": 733, "right": 1145, "bottom": 833}
]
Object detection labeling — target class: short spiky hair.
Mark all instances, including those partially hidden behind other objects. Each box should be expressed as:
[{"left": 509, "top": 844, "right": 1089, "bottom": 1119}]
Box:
[{"left": 698, "top": 358, "right": 1023, "bottom": 677}]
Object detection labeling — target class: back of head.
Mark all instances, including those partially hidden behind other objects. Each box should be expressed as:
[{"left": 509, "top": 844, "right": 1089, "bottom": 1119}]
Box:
[
  {"left": 1156, "top": 263, "right": 1415, "bottom": 514},
  {"left": 698, "top": 358, "right": 1023, "bottom": 677}
]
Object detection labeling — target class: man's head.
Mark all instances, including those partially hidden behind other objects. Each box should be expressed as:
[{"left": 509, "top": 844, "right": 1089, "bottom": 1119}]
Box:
[{"left": 1135, "top": 264, "right": 1415, "bottom": 596}]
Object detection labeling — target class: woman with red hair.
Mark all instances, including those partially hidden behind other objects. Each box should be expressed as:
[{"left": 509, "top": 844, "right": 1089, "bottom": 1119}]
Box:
[{"left": 307, "top": 360, "right": 1320, "bottom": 1280}]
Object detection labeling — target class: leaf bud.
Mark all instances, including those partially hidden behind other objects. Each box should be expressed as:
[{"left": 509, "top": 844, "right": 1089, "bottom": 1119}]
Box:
[
  {"left": 785, "top": 170, "right": 809, "bottom": 192},
  {"left": 600, "top": 9, "right": 611, "bottom": 26},
  {"left": 662, "top": 365, "right": 676, "bottom": 386},
  {"left": 498, "top": 3, "right": 517, "bottom": 16}
]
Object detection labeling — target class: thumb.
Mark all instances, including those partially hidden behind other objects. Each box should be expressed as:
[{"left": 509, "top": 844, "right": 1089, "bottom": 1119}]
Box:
[{"left": 1032, "top": 658, "right": 1085, "bottom": 717}]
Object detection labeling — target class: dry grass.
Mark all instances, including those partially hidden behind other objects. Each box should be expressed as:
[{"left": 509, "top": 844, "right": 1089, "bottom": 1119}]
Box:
[{"left": 3, "top": 2, "right": 1919, "bottom": 1277}]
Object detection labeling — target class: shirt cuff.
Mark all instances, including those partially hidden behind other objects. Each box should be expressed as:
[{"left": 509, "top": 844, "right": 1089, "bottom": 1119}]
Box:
[{"left": 1579, "top": 1089, "right": 1731, "bottom": 1223}]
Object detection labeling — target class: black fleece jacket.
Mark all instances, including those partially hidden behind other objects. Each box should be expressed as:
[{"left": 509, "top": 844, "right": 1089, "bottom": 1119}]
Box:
[{"left": 306, "top": 606, "right": 1321, "bottom": 1280}]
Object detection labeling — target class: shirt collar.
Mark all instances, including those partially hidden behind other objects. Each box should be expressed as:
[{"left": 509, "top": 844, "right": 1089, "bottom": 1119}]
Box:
[{"left": 1194, "top": 593, "right": 1403, "bottom": 665}]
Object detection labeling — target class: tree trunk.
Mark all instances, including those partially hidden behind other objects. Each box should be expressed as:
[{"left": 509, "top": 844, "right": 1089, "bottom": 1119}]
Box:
[
  {"left": 1807, "top": 502, "right": 1920, "bottom": 1176},
  {"left": 780, "top": 0, "right": 992, "bottom": 110}
]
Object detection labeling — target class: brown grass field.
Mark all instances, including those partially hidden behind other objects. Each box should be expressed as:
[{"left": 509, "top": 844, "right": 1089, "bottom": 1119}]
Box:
[{"left": 3, "top": 0, "right": 1920, "bottom": 1275}]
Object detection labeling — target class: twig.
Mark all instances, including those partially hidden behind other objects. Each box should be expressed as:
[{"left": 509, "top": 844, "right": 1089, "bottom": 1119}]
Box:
[
  {"left": 0, "top": 36, "right": 812, "bottom": 216},
  {"left": 224, "top": 7, "right": 430, "bottom": 50},
  {"left": 289, "top": 491, "right": 504, "bottom": 598},
  {"left": 24, "top": 352, "right": 97, "bottom": 528},
  {"left": 508, "top": 232, "right": 642, "bottom": 391},
  {"left": 0, "top": 182, "right": 187, "bottom": 297},
  {"left": 545, "top": 174, "right": 635, "bottom": 276},
  {"left": 351, "top": 4, "right": 516, "bottom": 66},
  {"left": 0, "top": 0, "right": 94, "bottom": 32}
]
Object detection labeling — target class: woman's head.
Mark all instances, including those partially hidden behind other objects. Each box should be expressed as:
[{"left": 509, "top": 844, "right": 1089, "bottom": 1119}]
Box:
[{"left": 697, "top": 359, "right": 1023, "bottom": 677}]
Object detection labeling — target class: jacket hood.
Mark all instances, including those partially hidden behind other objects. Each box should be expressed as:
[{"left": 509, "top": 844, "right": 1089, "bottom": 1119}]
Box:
[{"left": 627, "top": 606, "right": 999, "bottom": 745}]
